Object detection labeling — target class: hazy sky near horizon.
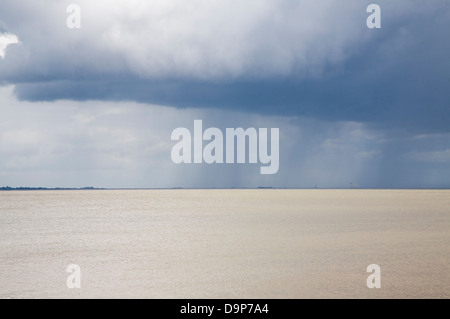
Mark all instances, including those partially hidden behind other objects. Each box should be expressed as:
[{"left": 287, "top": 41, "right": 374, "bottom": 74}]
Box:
[{"left": 0, "top": 0, "right": 449, "bottom": 188}]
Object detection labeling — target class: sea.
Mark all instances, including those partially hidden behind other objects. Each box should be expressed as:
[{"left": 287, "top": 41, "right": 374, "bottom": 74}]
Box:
[{"left": 0, "top": 189, "right": 449, "bottom": 298}]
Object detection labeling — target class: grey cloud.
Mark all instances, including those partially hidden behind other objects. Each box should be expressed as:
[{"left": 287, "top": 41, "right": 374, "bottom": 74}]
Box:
[
  {"left": 1, "top": 0, "right": 438, "bottom": 84},
  {"left": 1, "top": 0, "right": 449, "bottom": 134},
  {"left": 1, "top": 85, "right": 449, "bottom": 188},
  {"left": 0, "top": 0, "right": 372, "bottom": 80},
  {"left": 409, "top": 149, "right": 450, "bottom": 163}
]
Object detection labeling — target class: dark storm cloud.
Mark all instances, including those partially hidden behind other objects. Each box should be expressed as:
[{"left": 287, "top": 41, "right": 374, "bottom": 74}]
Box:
[{"left": 1, "top": 1, "right": 448, "bottom": 134}]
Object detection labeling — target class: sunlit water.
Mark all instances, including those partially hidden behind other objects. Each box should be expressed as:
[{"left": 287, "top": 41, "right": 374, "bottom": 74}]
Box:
[{"left": 0, "top": 189, "right": 449, "bottom": 298}]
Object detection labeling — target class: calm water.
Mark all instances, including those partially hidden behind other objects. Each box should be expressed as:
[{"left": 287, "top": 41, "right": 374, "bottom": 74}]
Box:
[{"left": 0, "top": 189, "right": 449, "bottom": 298}]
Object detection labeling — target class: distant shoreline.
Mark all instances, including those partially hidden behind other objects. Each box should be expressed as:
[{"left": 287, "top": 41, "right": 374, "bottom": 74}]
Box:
[
  {"left": 0, "top": 187, "right": 102, "bottom": 191},
  {"left": 1, "top": 186, "right": 449, "bottom": 191}
]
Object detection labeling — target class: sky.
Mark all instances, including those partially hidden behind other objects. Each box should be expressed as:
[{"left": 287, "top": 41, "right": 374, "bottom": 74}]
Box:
[{"left": 0, "top": 0, "right": 449, "bottom": 188}]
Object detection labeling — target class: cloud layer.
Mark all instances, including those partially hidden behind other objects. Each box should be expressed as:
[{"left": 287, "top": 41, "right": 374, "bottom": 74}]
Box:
[
  {"left": 0, "top": 0, "right": 448, "bottom": 133},
  {"left": 1, "top": 85, "right": 449, "bottom": 188},
  {"left": 0, "top": 1, "right": 449, "bottom": 188},
  {"left": 0, "top": 0, "right": 372, "bottom": 79}
]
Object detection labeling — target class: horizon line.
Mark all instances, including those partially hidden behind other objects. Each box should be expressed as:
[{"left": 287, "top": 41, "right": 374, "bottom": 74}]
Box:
[{"left": 1, "top": 186, "right": 450, "bottom": 191}]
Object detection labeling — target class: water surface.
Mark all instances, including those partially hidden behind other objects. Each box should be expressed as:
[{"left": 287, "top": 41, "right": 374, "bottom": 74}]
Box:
[{"left": 0, "top": 189, "right": 449, "bottom": 298}]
